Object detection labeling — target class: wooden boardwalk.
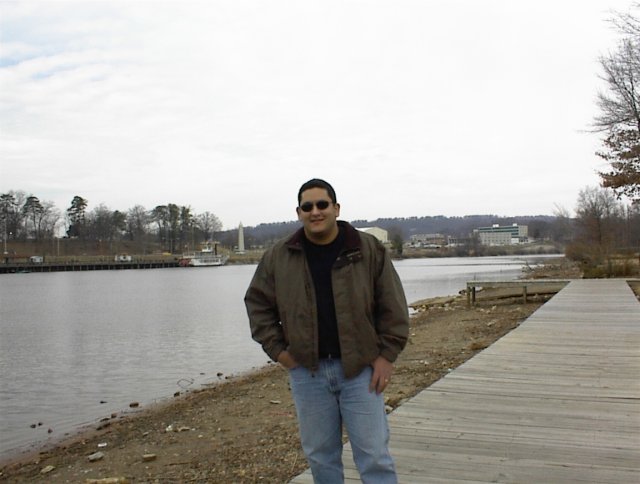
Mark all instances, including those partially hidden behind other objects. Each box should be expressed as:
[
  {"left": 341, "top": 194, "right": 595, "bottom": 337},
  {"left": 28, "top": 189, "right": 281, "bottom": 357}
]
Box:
[{"left": 291, "top": 279, "right": 640, "bottom": 483}]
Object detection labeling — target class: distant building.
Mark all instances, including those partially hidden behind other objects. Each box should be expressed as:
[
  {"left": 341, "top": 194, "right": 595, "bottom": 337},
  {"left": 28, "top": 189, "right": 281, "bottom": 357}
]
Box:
[
  {"left": 474, "top": 224, "right": 528, "bottom": 246},
  {"left": 357, "top": 227, "right": 388, "bottom": 244},
  {"left": 410, "top": 233, "right": 447, "bottom": 248},
  {"left": 447, "top": 235, "right": 472, "bottom": 247}
]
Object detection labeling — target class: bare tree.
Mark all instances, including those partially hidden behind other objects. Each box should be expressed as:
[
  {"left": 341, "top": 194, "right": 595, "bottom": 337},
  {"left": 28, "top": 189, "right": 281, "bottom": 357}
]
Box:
[
  {"left": 610, "top": 3, "right": 640, "bottom": 38},
  {"left": 594, "top": 39, "right": 640, "bottom": 132},
  {"left": 574, "top": 186, "right": 622, "bottom": 254},
  {"left": 196, "top": 211, "right": 222, "bottom": 242},
  {"left": 40, "top": 201, "right": 61, "bottom": 239},
  {"left": 594, "top": 5, "right": 640, "bottom": 203},
  {"left": 126, "top": 205, "right": 151, "bottom": 241},
  {"left": 550, "top": 204, "right": 574, "bottom": 244}
]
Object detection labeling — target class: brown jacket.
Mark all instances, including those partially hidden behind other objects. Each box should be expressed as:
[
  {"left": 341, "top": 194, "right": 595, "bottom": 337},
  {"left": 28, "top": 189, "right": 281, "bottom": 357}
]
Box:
[{"left": 244, "top": 221, "right": 409, "bottom": 379}]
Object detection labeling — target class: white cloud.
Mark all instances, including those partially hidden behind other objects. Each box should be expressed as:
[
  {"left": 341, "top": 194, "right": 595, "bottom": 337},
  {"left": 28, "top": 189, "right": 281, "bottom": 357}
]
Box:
[{"left": 0, "top": 0, "right": 634, "bottom": 227}]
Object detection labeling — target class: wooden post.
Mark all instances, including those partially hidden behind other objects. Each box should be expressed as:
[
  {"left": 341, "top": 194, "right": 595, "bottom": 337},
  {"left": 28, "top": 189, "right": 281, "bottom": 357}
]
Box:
[{"left": 466, "top": 283, "right": 477, "bottom": 306}]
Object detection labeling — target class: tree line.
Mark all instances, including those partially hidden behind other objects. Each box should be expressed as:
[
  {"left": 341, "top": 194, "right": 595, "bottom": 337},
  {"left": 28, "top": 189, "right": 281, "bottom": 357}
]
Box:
[
  {"left": 1, "top": 186, "right": 638, "bottom": 261},
  {"left": 565, "top": 186, "right": 639, "bottom": 275},
  {"left": 0, "top": 191, "right": 222, "bottom": 254},
  {"left": 234, "top": 201, "right": 638, "bottom": 251}
]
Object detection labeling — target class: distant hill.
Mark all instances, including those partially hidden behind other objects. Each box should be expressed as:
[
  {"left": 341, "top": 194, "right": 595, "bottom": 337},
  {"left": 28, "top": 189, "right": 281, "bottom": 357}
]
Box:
[
  {"left": 350, "top": 215, "right": 557, "bottom": 239},
  {"left": 218, "top": 215, "right": 559, "bottom": 249}
]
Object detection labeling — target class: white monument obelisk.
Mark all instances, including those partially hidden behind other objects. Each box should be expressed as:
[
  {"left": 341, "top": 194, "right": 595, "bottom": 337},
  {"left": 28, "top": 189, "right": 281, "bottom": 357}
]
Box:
[{"left": 237, "top": 222, "right": 245, "bottom": 254}]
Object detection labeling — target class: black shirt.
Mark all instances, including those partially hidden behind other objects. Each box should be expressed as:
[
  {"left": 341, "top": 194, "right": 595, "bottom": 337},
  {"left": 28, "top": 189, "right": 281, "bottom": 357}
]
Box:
[{"left": 303, "top": 226, "right": 345, "bottom": 358}]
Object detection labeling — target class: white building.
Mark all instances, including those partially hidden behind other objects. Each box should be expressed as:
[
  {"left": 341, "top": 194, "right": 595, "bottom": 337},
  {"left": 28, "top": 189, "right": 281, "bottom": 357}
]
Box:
[
  {"left": 474, "top": 224, "right": 528, "bottom": 246},
  {"left": 357, "top": 227, "right": 389, "bottom": 244}
]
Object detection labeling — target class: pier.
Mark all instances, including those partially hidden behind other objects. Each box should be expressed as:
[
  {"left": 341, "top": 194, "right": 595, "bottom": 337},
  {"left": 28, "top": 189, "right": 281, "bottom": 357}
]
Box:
[
  {"left": 0, "top": 258, "right": 180, "bottom": 274},
  {"left": 291, "top": 279, "right": 640, "bottom": 483}
]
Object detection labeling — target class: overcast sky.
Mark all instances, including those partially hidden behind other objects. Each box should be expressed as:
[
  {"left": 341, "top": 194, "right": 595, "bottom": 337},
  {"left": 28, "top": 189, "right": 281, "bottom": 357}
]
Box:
[{"left": 0, "top": 0, "right": 635, "bottom": 229}]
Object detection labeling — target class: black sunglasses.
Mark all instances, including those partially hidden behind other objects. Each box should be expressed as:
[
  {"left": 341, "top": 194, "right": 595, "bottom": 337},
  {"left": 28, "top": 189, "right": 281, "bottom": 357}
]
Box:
[{"left": 299, "top": 200, "right": 331, "bottom": 212}]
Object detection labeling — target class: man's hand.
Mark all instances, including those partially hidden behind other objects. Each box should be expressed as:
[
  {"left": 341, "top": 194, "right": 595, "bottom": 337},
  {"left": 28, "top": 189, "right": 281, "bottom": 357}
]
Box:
[
  {"left": 370, "top": 356, "right": 393, "bottom": 394},
  {"left": 277, "top": 350, "right": 299, "bottom": 369}
]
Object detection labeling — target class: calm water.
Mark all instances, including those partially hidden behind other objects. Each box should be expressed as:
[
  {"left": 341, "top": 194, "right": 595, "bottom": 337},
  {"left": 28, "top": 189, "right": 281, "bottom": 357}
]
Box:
[{"left": 0, "top": 255, "right": 556, "bottom": 457}]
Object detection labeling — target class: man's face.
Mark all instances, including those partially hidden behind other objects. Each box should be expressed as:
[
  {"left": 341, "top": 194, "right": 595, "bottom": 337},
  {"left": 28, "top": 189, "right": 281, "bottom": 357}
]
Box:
[{"left": 296, "top": 187, "right": 340, "bottom": 243}]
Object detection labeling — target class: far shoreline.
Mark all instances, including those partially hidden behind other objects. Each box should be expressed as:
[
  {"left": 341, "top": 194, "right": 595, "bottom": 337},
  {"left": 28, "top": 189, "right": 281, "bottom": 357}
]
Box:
[{"left": 0, "top": 243, "right": 563, "bottom": 275}]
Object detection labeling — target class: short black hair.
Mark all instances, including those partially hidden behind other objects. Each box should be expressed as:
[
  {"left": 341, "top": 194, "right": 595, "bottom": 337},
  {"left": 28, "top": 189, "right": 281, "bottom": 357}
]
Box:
[{"left": 297, "top": 178, "right": 337, "bottom": 205}]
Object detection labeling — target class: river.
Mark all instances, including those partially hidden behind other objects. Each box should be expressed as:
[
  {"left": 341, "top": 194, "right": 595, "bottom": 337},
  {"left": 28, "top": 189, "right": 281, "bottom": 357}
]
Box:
[{"left": 0, "top": 255, "right": 557, "bottom": 458}]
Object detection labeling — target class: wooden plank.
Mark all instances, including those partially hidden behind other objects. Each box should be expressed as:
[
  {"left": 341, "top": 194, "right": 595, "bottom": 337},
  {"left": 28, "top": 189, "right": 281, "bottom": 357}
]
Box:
[
  {"left": 388, "top": 429, "right": 640, "bottom": 457},
  {"left": 390, "top": 451, "right": 640, "bottom": 483},
  {"left": 395, "top": 393, "right": 640, "bottom": 422},
  {"left": 291, "top": 280, "right": 640, "bottom": 483}
]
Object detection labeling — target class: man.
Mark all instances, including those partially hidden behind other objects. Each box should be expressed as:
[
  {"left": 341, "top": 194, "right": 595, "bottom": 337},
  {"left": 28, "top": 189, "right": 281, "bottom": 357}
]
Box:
[{"left": 244, "top": 178, "right": 409, "bottom": 483}]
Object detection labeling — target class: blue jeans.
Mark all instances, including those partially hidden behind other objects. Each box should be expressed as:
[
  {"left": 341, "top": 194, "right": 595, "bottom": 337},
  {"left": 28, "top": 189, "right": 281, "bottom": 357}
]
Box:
[{"left": 288, "top": 359, "right": 397, "bottom": 484}]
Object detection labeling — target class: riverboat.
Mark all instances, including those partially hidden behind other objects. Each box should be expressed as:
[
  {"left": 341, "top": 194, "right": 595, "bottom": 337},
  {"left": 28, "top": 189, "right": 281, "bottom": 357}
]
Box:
[{"left": 179, "top": 244, "right": 228, "bottom": 267}]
